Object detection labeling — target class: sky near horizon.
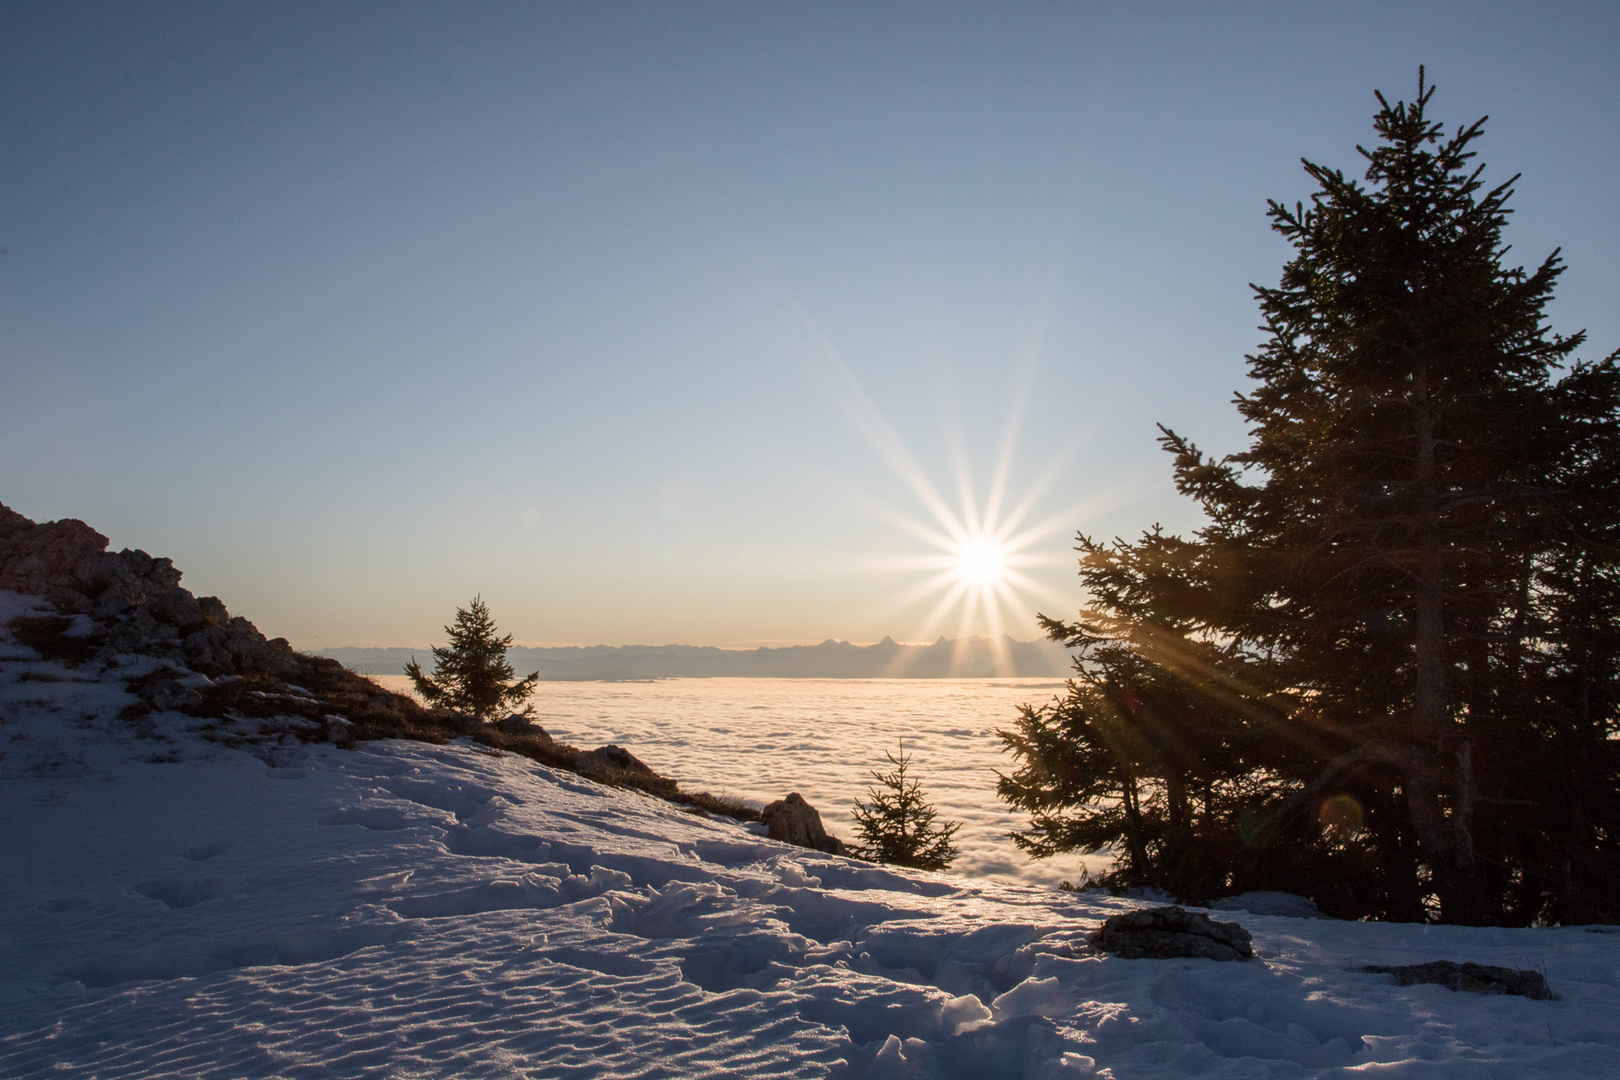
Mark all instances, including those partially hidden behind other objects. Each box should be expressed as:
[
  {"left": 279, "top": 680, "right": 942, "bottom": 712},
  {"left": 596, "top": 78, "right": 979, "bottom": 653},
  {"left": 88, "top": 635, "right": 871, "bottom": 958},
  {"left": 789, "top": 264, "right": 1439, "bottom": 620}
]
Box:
[{"left": 3, "top": 2, "right": 1617, "bottom": 650}]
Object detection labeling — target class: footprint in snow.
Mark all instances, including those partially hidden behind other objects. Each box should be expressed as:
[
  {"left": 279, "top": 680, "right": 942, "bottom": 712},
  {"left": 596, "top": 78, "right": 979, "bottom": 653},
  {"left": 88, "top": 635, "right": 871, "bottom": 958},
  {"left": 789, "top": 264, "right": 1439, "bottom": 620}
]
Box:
[{"left": 135, "top": 877, "right": 225, "bottom": 909}]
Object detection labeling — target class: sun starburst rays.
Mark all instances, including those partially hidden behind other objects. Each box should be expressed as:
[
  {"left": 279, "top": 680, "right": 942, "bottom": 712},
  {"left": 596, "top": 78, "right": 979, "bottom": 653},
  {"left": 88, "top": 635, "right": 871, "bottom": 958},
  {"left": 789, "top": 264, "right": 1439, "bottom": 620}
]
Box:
[
  {"left": 809, "top": 362, "right": 1095, "bottom": 667},
  {"left": 762, "top": 273, "right": 1093, "bottom": 670},
  {"left": 860, "top": 435, "right": 1082, "bottom": 666}
]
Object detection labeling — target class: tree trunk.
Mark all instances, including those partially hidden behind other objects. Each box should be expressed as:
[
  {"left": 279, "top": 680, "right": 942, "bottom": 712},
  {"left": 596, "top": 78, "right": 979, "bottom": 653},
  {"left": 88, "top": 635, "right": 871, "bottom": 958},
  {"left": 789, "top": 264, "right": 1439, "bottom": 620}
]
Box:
[
  {"left": 1121, "top": 772, "right": 1149, "bottom": 881},
  {"left": 1559, "top": 556, "right": 1596, "bottom": 925},
  {"left": 1408, "top": 359, "right": 1487, "bottom": 924}
]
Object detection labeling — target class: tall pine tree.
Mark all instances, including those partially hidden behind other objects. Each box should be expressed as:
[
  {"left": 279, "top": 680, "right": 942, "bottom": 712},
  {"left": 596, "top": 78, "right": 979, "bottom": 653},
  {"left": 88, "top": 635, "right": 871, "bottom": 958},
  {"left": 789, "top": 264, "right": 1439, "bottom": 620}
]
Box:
[{"left": 1001, "top": 72, "right": 1620, "bottom": 924}]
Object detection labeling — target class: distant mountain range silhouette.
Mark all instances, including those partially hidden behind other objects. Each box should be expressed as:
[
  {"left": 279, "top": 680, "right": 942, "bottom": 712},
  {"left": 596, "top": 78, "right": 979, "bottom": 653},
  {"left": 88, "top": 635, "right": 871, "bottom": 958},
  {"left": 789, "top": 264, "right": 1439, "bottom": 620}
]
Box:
[{"left": 320, "top": 635, "right": 1074, "bottom": 681}]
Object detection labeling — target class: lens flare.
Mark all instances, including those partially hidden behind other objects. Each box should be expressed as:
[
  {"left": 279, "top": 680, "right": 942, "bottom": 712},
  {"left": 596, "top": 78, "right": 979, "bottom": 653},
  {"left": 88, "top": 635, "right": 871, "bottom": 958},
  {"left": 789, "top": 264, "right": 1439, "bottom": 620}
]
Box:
[{"left": 1318, "top": 793, "right": 1364, "bottom": 838}]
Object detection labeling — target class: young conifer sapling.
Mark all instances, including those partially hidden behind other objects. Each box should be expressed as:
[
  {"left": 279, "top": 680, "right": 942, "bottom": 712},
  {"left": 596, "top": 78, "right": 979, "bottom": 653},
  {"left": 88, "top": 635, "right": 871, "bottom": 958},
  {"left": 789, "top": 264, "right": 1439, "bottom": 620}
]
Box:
[
  {"left": 851, "top": 740, "right": 961, "bottom": 871},
  {"left": 405, "top": 595, "right": 539, "bottom": 721}
]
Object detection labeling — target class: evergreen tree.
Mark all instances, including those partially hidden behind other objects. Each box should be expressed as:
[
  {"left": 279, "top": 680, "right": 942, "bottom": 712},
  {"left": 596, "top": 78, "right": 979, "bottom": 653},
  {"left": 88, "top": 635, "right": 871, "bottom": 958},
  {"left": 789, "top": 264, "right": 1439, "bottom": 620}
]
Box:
[
  {"left": 851, "top": 742, "right": 961, "bottom": 871},
  {"left": 405, "top": 596, "right": 540, "bottom": 721},
  {"left": 1001, "top": 72, "right": 1620, "bottom": 924}
]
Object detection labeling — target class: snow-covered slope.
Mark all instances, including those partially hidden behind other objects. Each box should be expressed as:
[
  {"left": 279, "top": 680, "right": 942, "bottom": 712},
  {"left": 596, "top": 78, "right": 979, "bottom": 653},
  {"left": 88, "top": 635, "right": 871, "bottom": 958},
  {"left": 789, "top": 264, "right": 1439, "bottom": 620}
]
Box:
[{"left": 4, "top": 597, "right": 1619, "bottom": 1078}]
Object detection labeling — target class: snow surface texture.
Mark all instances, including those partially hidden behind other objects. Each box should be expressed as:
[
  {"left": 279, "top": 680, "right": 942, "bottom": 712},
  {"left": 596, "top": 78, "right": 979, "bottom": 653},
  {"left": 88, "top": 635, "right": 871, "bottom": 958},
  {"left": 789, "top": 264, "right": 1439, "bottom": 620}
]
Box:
[{"left": 5, "top": 599, "right": 1620, "bottom": 1078}]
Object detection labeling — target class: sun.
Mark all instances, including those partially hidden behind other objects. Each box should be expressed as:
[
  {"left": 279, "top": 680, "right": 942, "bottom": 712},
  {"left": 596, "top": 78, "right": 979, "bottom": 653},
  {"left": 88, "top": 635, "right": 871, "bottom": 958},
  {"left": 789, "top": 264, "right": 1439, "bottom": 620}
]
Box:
[{"left": 955, "top": 537, "right": 1007, "bottom": 586}]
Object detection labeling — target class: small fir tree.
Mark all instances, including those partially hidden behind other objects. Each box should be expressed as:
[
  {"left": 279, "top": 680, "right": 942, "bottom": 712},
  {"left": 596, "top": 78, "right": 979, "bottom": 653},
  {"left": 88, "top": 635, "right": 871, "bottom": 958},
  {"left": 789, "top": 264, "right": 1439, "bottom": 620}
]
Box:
[
  {"left": 851, "top": 741, "right": 961, "bottom": 871},
  {"left": 405, "top": 596, "right": 540, "bottom": 721}
]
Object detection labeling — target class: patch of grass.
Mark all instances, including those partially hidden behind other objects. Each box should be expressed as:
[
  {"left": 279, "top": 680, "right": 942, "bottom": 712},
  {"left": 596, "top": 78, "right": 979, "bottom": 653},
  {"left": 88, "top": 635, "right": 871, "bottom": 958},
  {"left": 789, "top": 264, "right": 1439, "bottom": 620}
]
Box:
[
  {"left": 668, "top": 790, "right": 763, "bottom": 822},
  {"left": 7, "top": 616, "right": 101, "bottom": 665},
  {"left": 600, "top": 765, "right": 679, "bottom": 798},
  {"left": 469, "top": 727, "right": 580, "bottom": 770},
  {"left": 165, "top": 660, "right": 463, "bottom": 747}
]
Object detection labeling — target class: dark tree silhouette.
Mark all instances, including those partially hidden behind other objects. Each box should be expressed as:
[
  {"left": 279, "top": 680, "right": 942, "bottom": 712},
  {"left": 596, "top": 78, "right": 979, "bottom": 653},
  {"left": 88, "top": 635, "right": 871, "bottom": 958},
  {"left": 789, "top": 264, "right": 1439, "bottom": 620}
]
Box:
[
  {"left": 1001, "top": 71, "right": 1620, "bottom": 925},
  {"left": 405, "top": 596, "right": 540, "bottom": 721}
]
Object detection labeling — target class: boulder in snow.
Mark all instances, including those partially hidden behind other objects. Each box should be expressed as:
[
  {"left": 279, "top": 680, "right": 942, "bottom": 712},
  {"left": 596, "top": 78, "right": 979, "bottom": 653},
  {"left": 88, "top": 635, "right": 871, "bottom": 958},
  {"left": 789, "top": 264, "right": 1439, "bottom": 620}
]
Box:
[
  {"left": 1093, "top": 906, "right": 1254, "bottom": 962},
  {"left": 1362, "top": 960, "right": 1553, "bottom": 1000},
  {"left": 760, "top": 792, "right": 845, "bottom": 855},
  {"left": 321, "top": 716, "right": 357, "bottom": 749},
  {"left": 135, "top": 676, "right": 205, "bottom": 714}
]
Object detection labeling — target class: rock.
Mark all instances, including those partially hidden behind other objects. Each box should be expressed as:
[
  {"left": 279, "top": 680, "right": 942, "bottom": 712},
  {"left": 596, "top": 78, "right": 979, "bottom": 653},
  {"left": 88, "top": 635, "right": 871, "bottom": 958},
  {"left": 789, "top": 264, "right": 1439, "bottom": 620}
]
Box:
[
  {"left": 137, "top": 677, "right": 205, "bottom": 714},
  {"left": 146, "top": 588, "right": 204, "bottom": 632},
  {"left": 576, "top": 744, "right": 656, "bottom": 779},
  {"left": 760, "top": 792, "right": 845, "bottom": 855},
  {"left": 43, "top": 586, "right": 90, "bottom": 613},
  {"left": 1210, "top": 892, "right": 1328, "bottom": 919},
  {"left": 0, "top": 514, "right": 111, "bottom": 596},
  {"left": 102, "top": 624, "right": 143, "bottom": 655},
  {"left": 141, "top": 609, "right": 183, "bottom": 644},
  {"left": 1093, "top": 906, "right": 1254, "bottom": 962},
  {"left": 197, "top": 595, "right": 229, "bottom": 624},
  {"left": 182, "top": 626, "right": 235, "bottom": 675},
  {"left": 1362, "top": 960, "right": 1553, "bottom": 1000},
  {"left": 321, "top": 715, "right": 357, "bottom": 749},
  {"left": 494, "top": 713, "right": 547, "bottom": 737}
]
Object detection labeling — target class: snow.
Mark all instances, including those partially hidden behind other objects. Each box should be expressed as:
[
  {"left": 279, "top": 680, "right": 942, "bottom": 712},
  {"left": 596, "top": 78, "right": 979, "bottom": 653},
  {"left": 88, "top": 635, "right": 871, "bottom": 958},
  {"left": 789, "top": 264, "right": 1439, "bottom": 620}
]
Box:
[
  {"left": 4, "top": 600, "right": 1620, "bottom": 1078},
  {"left": 369, "top": 672, "right": 1105, "bottom": 890}
]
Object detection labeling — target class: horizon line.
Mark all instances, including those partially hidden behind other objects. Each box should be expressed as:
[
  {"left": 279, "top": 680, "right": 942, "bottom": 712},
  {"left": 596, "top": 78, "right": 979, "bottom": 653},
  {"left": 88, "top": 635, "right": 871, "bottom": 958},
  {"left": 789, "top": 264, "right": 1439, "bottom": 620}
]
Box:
[{"left": 308, "top": 633, "right": 1068, "bottom": 653}]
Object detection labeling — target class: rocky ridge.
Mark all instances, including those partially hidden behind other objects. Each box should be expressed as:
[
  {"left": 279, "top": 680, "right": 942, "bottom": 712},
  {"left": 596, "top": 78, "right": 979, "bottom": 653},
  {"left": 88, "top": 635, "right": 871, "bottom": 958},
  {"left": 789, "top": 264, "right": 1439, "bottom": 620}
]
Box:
[
  {"left": 0, "top": 503, "right": 295, "bottom": 678},
  {"left": 0, "top": 503, "right": 770, "bottom": 829}
]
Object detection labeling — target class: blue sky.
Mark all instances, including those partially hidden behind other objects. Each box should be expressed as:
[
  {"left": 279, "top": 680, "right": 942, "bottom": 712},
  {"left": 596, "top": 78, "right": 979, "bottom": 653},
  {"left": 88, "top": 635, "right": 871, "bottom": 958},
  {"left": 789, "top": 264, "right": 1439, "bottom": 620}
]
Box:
[{"left": 3, "top": 1, "right": 1617, "bottom": 649}]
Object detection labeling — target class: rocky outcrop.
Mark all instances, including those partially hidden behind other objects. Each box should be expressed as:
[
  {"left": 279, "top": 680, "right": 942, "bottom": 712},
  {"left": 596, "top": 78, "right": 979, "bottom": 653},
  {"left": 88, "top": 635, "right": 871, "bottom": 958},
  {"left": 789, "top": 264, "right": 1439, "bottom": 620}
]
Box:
[
  {"left": 1092, "top": 907, "right": 1254, "bottom": 962},
  {"left": 0, "top": 503, "right": 294, "bottom": 677},
  {"left": 1362, "top": 960, "right": 1553, "bottom": 999},
  {"left": 0, "top": 502, "right": 439, "bottom": 746},
  {"left": 761, "top": 793, "right": 845, "bottom": 855}
]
